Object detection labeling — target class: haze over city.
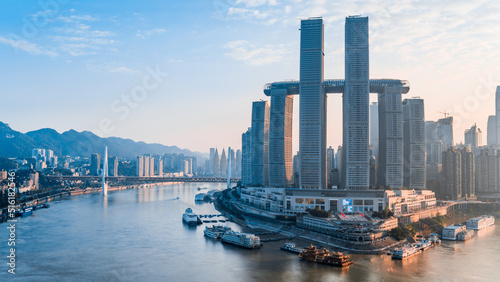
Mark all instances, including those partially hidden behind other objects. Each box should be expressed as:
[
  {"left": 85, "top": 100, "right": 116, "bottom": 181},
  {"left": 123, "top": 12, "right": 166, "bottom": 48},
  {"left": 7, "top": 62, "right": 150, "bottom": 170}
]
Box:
[{"left": 1, "top": 0, "right": 500, "bottom": 153}]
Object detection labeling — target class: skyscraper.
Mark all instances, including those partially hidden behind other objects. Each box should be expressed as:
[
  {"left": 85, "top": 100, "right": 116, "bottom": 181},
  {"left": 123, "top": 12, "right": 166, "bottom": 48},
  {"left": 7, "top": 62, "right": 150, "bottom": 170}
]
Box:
[
  {"left": 437, "top": 117, "right": 453, "bottom": 150},
  {"left": 299, "top": 17, "right": 326, "bottom": 189},
  {"left": 269, "top": 91, "right": 293, "bottom": 187},
  {"left": 459, "top": 148, "right": 475, "bottom": 200},
  {"left": 464, "top": 124, "right": 482, "bottom": 151},
  {"left": 235, "top": 149, "right": 242, "bottom": 178},
  {"left": 369, "top": 102, "right": 379, "bottom": 160},
  {"left": 487, "top": 115, "right": 497, "bottom": 146},
  {"left": 220, "top": 148, "right": 227, "bottom": 178},
  {"left": 213, "top": 149, "right": 220, "bottom": 176},
  {"left": 343, "top": 16, "right": 370, "bottom": 190},
  {"left": 108, "top": 157, "right": 118, "bottom": 176},
  {"left": 378, "top": 86, "right": 403, "bottom": 189},
  {"left": 90, "top": 153, "right": 101, "bottom": 176},
  {"left": 496, "top": 86, "right": 500, "bottom": 145},
  {"left": 442, "top": 148, "right": 462, "bottom": 200},
  {"left": 251, "top": 101, "right": 270, "bottom": 186},
  {"left": 403, "top": 98, "right": 426, "bottom": 189},
  {"left": 136, "top": 156, "right": 144, "bottom": 177},
  {"left": 241, "top": 128, "right": 252, "bottom": 186}
]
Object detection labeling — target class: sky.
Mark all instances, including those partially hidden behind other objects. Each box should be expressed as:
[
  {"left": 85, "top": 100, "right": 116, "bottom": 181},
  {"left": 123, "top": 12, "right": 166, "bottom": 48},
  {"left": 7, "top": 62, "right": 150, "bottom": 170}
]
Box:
[{"left": 1, "top": 0, "right": 500, "bottom": 154}]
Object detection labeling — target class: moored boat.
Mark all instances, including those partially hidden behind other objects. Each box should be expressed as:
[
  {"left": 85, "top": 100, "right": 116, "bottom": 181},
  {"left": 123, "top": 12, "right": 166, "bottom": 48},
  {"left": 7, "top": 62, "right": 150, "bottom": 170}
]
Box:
[
  {"left": 281, "top": 242, "right": 303, "bottom": 253},
  {"left": 466, "top": 215, "right": 495, "bottom": 230},
  {"left": 182, "top": 208, "right": 202, "bottom": 225},
  {"left": 392, "top": 244, "right": 421, "bottom": 260},
  {"left": 204, "top": 225, "right": 232, "bottom": 239},
  {"left": 221, "top": 231, "right": 261, "bottom": 249},
  {"left": 298, "top": 245, "right": 354, "bottom": 267}
]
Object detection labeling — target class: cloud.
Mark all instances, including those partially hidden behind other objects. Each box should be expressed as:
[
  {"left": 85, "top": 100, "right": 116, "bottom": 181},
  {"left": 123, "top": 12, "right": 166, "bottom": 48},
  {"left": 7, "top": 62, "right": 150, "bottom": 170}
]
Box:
[
  {"left": 236, "top": 0, "right": 278, "bottom": 7},
  {"left": 136, "top": 28, "right": 166, "bottom": 38},
  {"left": 108, "top": 66, "right": 141, "bottom": 74},
  {"left": 224, "top": 40, "right": 288, "bottom": 66},
  {"left": 56, "top": 14, "right": 100, "bottom": 23},
  {"left": 0, "top": 35, "right": 58, "bottom": 57}
]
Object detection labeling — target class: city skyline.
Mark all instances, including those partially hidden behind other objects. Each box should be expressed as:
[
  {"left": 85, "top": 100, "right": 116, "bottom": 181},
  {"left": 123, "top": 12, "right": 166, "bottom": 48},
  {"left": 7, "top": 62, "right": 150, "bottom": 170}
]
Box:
[{"left": 1, "top": 1, "right": 500, "bottom": 154}]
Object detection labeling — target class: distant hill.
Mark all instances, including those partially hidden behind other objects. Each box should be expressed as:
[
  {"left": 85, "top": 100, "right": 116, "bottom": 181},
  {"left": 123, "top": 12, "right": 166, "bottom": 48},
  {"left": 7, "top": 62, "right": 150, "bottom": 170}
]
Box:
[{"left": 0, "top": 121, "right": 207, "bottom": 160}]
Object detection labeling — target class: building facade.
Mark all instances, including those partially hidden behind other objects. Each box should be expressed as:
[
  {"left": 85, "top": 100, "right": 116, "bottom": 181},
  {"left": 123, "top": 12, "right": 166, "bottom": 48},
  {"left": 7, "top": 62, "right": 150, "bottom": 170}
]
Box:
[
  {"left": 251, "top": 101, "right": 270, "bottom": 186},
  {"left": 403, "top": 98, "right": 426, "bottom": 189}
]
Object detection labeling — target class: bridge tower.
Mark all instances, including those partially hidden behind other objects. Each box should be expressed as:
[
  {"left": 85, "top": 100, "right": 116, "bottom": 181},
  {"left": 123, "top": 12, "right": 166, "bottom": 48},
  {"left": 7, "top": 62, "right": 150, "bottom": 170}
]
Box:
[{"left": 102, "top": 146, "right": 108, "bottom": 196}]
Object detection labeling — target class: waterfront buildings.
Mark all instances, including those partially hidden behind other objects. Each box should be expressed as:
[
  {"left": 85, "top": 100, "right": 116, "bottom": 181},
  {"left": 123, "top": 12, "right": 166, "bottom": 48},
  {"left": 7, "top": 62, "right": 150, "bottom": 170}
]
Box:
[
  {"left": 239, "top": 186, "right": 436, "bottom": 217},
  {"left": 299, "top": 17, "right": 326, "bottom": 190},
  {"left": 343, "top": 16, "right": 370, "bottom": 190},
  {"left": 403, "top": 98, "right": 426, "bottom": 189}
]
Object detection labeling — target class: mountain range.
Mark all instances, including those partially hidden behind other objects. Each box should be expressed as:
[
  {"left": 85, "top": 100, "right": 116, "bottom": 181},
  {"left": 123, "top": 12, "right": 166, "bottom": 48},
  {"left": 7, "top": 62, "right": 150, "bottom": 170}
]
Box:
[{"left": 0, "top": 121, "right": 207, "bottom": 160}]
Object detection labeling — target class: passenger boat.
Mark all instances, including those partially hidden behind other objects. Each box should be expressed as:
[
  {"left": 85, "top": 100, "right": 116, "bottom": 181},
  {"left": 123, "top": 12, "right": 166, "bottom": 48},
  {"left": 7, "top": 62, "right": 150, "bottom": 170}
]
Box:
[
  {"left": 298, "top": 245, "right": 354, "bottom": 267},
  {"left": 466, "top": 215, "right": 495, "bottom": 230},
  {"left": 391, "top": 244, "right": 421, "bottom": 260},
  {"left": 457, "top": 230, "right": 475, "bottom": 241},
  {"left": 281, "top": 242, "right": 303, "bottom": 253},
  {"left": 415, "top": 239, "right": 432, "bottom": 251},
  {"left": 204, "top": 225, "right": 231, "bottom": 239},
  {"left": 221, "top": 231, "right": 261, "bottom": 249},
  {"left": 442, "top": 225, "right": 466, "bottom": 240},
  {"left": 182, "top": 208, "right": 201, "bottom": 225}
]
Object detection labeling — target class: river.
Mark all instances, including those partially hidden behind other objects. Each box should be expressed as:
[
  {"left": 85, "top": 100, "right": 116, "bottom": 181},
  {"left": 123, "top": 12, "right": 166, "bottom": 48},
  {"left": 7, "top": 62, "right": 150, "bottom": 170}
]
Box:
[{"left": 1, "top": 183, "right": 498, "bottom": 281}]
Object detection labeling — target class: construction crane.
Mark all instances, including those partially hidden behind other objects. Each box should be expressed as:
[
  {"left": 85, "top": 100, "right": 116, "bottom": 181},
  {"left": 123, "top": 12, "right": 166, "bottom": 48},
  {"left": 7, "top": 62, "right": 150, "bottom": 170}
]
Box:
[{"left": 437, "top": 111, "right": 450, "bottom": 118}]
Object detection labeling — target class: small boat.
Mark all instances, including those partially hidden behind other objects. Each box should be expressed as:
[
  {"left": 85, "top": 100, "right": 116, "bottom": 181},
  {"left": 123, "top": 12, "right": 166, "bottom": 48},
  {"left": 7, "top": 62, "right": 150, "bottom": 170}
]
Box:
[
  {"left": 182, "top": 208, "right": 201, "bottom": 225},
  {"left": 281, "top": 242, "right": 303, "bottom": 253},
  {"left": 195, "top": 193, "right": 206, "bottom": 201},
  {"left": 14, "top": 207, "right": 33, "bottom": 217},
  {"left": 33, "top": 204, "right": 50, "bottom": 210},
  {"left": 204, "top": 225, "right": 232, "bottom": 239}
]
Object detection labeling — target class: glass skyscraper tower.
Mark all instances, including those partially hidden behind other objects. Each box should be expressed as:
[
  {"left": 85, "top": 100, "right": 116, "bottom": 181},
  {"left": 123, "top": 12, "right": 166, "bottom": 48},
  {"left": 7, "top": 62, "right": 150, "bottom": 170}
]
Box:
[
  {"left": 343, "top": 16, "right": 370, "bottom": 190},
  {"left": 299, "top": 17, "right": 326, "bottom": 189}
]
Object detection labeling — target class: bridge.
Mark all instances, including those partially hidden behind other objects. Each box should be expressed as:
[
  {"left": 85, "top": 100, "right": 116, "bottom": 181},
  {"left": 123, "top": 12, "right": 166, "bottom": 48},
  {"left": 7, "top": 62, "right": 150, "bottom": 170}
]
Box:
[
  {"left": 46, "top": 175, "right": 241, "bottom": 183},
  {"left": 263, "top": 79, "right": 410, "bottom": 96}
]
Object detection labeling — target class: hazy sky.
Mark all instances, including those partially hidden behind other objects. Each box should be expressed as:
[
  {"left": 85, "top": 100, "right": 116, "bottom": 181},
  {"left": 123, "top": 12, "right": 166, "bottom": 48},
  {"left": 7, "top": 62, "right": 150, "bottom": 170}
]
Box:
[{"left": 1, "top": 0, "right": 499, "bottom": 154}]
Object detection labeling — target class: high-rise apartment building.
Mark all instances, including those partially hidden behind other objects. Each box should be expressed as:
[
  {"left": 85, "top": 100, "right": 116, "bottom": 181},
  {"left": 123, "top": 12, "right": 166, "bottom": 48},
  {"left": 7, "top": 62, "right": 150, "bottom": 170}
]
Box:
[
  {"left": 442, "top": 148, "right": 462, "bottom": 200},
  {"left": 343, "top": 16, "right": 370, "bottom": 190},
  {"left": 299, "top": 17, "right": 326, "bottom": 189},
  {"left": 108, "top": 157, "right": 118, "bottom": 176},
  {"left": 403, "top": 98, "right": 426, "bottom": 189},
  {"left": 220, "top": 149, "right": 227, "bottom": 178},
  {"left": 487, "top": 115, "right": 497, "bottom": 146},
  {"left": 136, "top": 156, "right": 144, "bottom": 177}
]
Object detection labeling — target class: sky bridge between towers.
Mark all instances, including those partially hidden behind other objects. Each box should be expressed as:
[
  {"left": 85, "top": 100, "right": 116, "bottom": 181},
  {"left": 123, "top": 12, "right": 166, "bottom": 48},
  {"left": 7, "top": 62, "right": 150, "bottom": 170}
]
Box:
[{"left": 263, "top": 79, "right": 410, "bottom": 96}]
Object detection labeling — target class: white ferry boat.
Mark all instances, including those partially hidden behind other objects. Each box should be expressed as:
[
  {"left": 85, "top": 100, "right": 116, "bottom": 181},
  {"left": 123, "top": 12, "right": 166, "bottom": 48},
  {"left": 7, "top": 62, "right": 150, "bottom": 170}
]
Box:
[
  {"left": 457, "top": 229, "right": 475, "bottom": 241},
  {"left": 442, "top": 225, "right": 466, "bottom": 240},
  {"left": 466, "top": 215, "right": 495, "bottom": 230},
  {"left": 182, "top": 208, "right": 201, "bottom": 225},
  {"left": 391, "top": 244, "right": 421, "bottom": 260},
  {"left": 221, "top": 231, "right": 261, "bottom": 249},
  {"left": 203, "top": 225, "right": 232, "bottom": 239}
]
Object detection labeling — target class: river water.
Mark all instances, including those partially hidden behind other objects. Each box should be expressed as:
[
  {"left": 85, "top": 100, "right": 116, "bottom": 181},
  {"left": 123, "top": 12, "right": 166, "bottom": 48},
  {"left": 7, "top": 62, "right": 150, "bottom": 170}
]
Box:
[{"left": 1, "top": 183, "right": 498, "bottom": 281}]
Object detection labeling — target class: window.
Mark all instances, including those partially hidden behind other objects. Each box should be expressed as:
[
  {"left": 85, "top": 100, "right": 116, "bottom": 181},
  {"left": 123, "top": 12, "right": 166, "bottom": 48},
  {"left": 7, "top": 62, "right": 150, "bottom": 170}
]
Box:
[{"left": 295, "top": 198, "right": 304, "bottom": 204}]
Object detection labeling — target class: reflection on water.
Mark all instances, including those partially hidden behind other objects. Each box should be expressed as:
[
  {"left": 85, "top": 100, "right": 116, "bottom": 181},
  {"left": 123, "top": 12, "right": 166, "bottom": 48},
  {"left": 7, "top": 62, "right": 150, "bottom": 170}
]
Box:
[{"left": 0, "top": 183, "right": 498, "bottom": 282}]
